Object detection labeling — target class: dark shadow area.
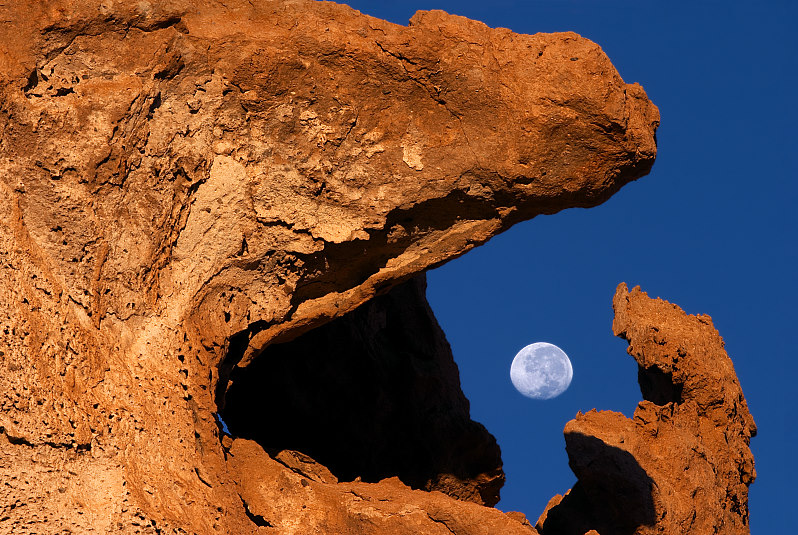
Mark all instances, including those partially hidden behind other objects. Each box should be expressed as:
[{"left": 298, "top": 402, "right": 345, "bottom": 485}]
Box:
[
  {"left": 539, "top": 433, "right": 656, "bottom": 535},
  {"left": 221, "top": 274, "right": 504, "bottom": 505},
  {"left": 638, "top": 364, "right": 683, "bottom": 405},
  {"left": 214, "top": 319, "right": 269, "bottom": 413}
]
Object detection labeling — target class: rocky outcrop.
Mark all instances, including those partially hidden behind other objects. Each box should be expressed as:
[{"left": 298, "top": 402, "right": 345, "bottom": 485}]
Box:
[
  {"left": 0, "top": 0, "right": 665, "bottom": 532},
  {"left": 537, "top": 284, "right": 757, "bottom": 535},
  {"left": 227, "top": 438, "right": 534, "bottom": 534}
]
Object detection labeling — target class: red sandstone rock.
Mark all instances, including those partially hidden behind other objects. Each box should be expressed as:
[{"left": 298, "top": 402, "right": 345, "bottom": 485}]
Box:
[
  {"left": 0, "top": 0, "right": 662, "bottom": 532},
  {"left": 537, "top": 284, "right": 756, "bottom": 535}
]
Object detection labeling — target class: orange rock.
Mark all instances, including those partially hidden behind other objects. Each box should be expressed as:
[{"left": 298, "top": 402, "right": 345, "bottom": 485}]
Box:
[
  {"left": 0, "top": 0, "right": 658, "bottom": 532},
  {"left": 229, "top": 437, "right": 536, "bottom": 534},
  {"left": 538, "top": 284, "right": 756, "bottom": 535}
]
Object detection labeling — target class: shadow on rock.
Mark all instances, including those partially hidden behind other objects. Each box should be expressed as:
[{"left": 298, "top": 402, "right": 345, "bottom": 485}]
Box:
[{"left": 539, "top": 433, "right": 656, "bottom": 535}]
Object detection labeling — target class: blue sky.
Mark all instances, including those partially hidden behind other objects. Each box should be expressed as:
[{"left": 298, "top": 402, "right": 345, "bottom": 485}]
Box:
[{"left": 344, "top": 1, "right": 796, "bottom": 531}]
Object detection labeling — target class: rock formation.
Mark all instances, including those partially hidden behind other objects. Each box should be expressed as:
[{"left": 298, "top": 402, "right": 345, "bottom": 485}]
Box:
[
  {"left": 0, "top": 0, "right": 759, "bottom": 533},
  {"left": 537, "top": 284, "right": 757, "bottom": 535}
]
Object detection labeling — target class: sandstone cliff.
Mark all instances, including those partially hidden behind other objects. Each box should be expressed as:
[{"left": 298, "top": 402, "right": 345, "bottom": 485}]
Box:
[{"left": 0, "top": 1, "right": 759, "bottom": 534}]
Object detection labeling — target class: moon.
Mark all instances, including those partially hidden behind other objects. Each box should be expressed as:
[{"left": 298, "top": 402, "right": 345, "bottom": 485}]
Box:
[{"left": 510, "top": 342, "right": 573, "bottom": 400}]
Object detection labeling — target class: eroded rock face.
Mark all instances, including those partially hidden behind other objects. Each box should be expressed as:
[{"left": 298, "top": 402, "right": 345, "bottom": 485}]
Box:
[
  {"left": 0, "top": 0, "right": 662, "bottom": 532},
  {"left": 537, "top": 284, "right": 757, "bottom": 535},
  {"left": 227, "top": 438, "right": 534, "bottom": 534}
]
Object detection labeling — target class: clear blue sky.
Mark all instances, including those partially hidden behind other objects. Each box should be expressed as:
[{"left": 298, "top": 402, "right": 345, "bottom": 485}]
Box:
[{"left": 344, "top": 1, "right": 796, "bottom": 531}]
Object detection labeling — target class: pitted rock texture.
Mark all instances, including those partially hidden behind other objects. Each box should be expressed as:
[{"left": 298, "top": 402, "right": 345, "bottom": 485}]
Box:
[
  {"left": 0, "top": 0, "right": 658, "bottom": 532},
  {"left": 537, "top": 284, "right": 757, "bottom": 535}
]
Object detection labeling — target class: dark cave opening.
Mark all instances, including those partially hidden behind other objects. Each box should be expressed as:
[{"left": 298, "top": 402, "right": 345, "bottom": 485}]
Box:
[
  {"left": 219, "top": 275, "right": 504, "bottom": 506},
  {"left": 637, "top": 365, "right": 683, "bottom": 405}
]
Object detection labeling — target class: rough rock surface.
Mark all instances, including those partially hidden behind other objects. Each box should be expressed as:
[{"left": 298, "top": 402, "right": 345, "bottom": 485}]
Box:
[
  {"left": 227, "top": 438, "right": 535, "bottom": 535},
  {"left": 0, "top": 0, "right": 665, "bottom": 533},
  {"left": 537, "top": 284, "right": 757, "bottom": 535}
]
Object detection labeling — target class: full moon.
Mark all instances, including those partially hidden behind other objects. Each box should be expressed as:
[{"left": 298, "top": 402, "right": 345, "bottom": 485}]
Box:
[{"left": 510, "top": 342, "right": 573, "bottom": 400}]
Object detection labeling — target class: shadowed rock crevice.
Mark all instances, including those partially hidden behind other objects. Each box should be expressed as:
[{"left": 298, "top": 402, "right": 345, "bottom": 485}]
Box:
[
  {"left": 222, "top": 274, "right": 504, "bottom": 506},
  {"left": 538, "top": 434, "right": 656, "bottom": 535},
  {"left": 638, "top": 364, "right": 683, "bottom": 405},
  {"left": 214, "top": 320, "right": 269, "bottom": 413}
]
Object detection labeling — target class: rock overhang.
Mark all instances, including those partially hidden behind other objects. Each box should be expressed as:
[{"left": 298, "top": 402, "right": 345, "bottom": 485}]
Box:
[{"left": 0, "top": 1, "right": 673, "bottom": 532}]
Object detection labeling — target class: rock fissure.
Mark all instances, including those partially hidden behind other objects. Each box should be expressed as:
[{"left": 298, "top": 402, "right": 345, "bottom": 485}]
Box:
[
  {"left": 1, "top": 426, "right": 92, "bottom": 452},
  {"left": 425, "top": 512, "right": 458, "bottom": 535},
  {"left": 240, "top": 496, "right": 273, "bottom": 528}
]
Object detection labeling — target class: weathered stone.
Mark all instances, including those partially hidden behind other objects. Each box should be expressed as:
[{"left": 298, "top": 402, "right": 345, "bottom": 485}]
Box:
[
  {"left": 538, "top": 284, "right": 756, "bottom": 535},
  {"left": 0, "top": 0, "right": 661, "bottom": 532}
]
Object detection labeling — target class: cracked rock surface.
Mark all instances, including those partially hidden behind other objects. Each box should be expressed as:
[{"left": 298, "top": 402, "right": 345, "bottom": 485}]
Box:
[{"left": 0, "top": 0, "right": 664, "bottom": 532}]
